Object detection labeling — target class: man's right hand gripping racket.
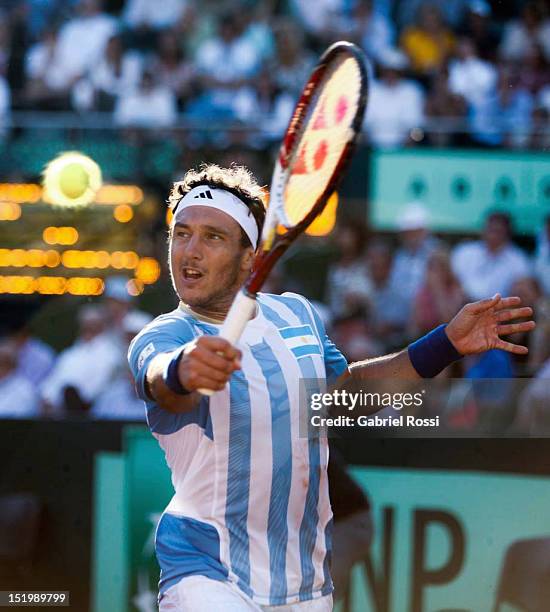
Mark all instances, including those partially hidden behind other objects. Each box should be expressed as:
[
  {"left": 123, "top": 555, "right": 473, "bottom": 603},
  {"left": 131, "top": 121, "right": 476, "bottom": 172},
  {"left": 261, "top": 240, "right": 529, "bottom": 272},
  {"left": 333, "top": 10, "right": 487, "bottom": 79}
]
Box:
[{"left": 200, "top": 41, "right": 368, "bottom": 395}]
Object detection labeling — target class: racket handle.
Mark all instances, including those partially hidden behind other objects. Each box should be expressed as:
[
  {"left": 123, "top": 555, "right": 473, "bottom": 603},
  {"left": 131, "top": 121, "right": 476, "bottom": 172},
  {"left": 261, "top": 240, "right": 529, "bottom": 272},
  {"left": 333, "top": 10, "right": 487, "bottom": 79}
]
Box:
[{"left": 198, "top": 290, "right": 257, "bottom": 396}]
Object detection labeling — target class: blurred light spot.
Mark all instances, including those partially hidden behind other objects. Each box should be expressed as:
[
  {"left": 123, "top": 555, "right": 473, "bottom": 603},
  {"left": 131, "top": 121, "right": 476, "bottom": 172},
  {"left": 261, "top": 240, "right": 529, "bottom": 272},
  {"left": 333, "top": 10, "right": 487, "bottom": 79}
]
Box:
[
  {"left": 43, "top": 226, "right": 79, "bottom": 245},
  {"left": 136, "top": 258, "right": 161, "bottom": 284},
  {"left": 114, "top": 204, "right": 134, "bottom": 223}
]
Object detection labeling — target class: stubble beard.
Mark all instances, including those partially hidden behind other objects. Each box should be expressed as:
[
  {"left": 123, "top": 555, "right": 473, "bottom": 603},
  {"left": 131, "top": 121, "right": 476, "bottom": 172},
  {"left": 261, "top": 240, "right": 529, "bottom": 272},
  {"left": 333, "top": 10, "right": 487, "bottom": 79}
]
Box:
[{"left": 170, "top": 255, "right": 243, "bottom": 314}]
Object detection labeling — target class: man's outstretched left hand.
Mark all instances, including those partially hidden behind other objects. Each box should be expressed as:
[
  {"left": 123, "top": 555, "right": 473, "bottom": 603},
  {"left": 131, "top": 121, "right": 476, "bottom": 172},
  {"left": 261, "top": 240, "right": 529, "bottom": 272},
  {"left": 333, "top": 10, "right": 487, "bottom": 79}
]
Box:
[{"left": 445, "top": 294, "right": 536, "bottom": 356}]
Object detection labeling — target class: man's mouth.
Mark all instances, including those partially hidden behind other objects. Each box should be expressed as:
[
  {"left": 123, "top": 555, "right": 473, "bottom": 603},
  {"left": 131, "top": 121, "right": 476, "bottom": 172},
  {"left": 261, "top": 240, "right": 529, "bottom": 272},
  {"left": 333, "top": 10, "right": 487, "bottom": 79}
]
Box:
[{"left": 182, "top": 267, "right": 205, "bottom": 283}]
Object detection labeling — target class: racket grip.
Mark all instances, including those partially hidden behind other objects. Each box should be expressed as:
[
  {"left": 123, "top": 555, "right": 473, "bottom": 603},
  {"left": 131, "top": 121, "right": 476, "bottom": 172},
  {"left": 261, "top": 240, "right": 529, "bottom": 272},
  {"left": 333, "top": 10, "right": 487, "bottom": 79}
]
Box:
[
  {"left": 219, "top": 290, "right": 257, "bottom": 344},
  {"left": 198, "top": 290, "right": 257, "bottom": 396}
]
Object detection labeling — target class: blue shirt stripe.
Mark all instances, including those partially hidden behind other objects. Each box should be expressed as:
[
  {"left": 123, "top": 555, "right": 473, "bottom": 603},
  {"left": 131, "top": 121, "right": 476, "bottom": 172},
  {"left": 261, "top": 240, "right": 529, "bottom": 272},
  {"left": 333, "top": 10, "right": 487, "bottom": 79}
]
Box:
[
  {"left": 279, "top": 325, "right": 314, "bottom": 339},
  {"left": 291, "top": 345, "right": 322, "bottom": 359},
  {"left": 322, "top": 518, "right": 333, "bottom": 592},
  {"left": 295, "top": 356, "right": 323, "bottom": 599},
  {"left": 258, "top": 299, "right": 290, "bottom": 328},
  {"left": 250, "top": 340, "right": 293, "bottom": 602}
]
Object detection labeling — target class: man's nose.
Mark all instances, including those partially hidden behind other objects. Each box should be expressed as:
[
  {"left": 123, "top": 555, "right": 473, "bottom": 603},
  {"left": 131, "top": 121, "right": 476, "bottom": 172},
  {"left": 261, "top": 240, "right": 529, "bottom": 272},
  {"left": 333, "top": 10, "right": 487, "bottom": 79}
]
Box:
[{"left": 183, "top": 233, "right": 203, "bottom": 260}]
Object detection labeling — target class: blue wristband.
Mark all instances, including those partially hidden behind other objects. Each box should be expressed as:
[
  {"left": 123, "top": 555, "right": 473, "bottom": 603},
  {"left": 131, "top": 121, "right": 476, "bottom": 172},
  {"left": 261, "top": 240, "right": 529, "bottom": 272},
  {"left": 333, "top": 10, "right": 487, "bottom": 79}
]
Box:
[
  {"left": 162, "top": 346, "right": 192, "bottom": 395},
  {"left": 407, "top": 324, "right": 463, "bottom": 378}
]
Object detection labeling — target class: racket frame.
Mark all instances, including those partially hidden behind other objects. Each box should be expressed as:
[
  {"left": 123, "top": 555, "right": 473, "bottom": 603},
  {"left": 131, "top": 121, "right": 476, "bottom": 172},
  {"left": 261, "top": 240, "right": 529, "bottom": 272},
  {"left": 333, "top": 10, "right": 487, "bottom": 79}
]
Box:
[{"left": 245, "top": 41, "right": 369, "bottom": 297}]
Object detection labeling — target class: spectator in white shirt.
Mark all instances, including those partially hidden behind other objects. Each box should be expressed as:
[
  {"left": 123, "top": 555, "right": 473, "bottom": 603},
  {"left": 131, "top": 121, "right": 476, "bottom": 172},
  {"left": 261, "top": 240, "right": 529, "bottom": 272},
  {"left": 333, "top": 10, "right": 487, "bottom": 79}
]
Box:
[
  {"left": 91, "top": 310, "right": 152, "bottom": 420},
  {"left": 270, "top": 20, "right": 315, "bottom": 98},
  {"left": 469, "top": 63, "right": 534, "bottom": 147},
  {"left": 123, "top": 0, "right": 187, "bottom": 31},
  {"left": 448, "top": 36, "right": 497, "bottom": 106},
  {"left": 150, "top": 30, "right": 195, "bottom": 106},
  {"left": 0, "top": 339, "right": 40, "bottom": 419},
  {"left": 44, "top": 0, "right": 117, "bottom": 93},
  {"left": 499, "top": 1, "right": 550, "bottom": 63},
  {"left": 451, "top": 211, "right": 530, "bottom": 301},
  {"left": 367, "top": 239, "right": 410, "bottom": 351},
  {"left": 325, "top": 220, "right": 372, "bottom": 320},
  {"left": 364, "top": 48, "right": 425, "bottom": 148},
  {"left": 287, "top": 0, "right": 343, "bottom": 38},
  {"left": 72, "top": 34, "right": 142, "bottom": 111},
  {"left": 390, "top": 203, "right": 439, "bottom": 306},
  {"left": 323, "top": 0, "right": 394, "bottom": 62},
  {"left": 9, "top": 324, "right": 55, "bottom": 387},
  {"left": 534, "top": 214, "right": 550, "bottom": 296},
  {"left": 40, "top": 304, "right": 122, "bottom": 415},
  {"left": 114, "top": 69, "right": 177, "bottom": 128},
  {"left": 188, "top": 12, "right": 264, "bottom": 120},
  {"left": 24, "top": 26, "right": 60, "bottom": 107}
]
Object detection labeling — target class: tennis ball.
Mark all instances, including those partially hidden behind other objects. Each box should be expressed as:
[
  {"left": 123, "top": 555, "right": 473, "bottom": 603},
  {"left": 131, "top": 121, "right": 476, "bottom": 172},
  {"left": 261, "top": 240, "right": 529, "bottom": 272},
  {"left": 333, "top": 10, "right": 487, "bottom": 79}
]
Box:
[
  {"left": 43, "top": 151, "right": 102, "bottom": 208},
  {"left": 58, "top": 162, "right": 90, "bottom": 199}
]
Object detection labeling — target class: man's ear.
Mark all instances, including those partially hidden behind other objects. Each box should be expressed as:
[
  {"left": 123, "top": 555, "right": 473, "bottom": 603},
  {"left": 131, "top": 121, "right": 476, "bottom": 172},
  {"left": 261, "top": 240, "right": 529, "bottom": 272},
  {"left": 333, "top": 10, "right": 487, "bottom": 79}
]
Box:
[{"left": 241, "top": 247, "right": 255, "bottom": 273}]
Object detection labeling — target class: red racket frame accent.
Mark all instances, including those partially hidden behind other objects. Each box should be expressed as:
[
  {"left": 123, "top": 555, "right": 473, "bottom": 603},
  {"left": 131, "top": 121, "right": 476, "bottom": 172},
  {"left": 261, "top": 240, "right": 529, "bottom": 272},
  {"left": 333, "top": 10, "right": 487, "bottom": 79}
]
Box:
[{"left": 245, "top": 41, "right": 369, "bottom": 296}]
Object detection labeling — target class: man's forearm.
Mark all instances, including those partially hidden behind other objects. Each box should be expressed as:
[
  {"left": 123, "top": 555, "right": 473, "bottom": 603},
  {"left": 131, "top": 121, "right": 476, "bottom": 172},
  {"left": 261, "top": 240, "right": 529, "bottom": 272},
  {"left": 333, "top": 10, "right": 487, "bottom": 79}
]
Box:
[
  {"left": 348, "top": 349, "right": 421, "bottom": 380},
  {"left": 347, "top": 324, "right": 464, "bottom": 382},
  {"left": 146, "top": 353, "right": 200, "bottom": 414}
]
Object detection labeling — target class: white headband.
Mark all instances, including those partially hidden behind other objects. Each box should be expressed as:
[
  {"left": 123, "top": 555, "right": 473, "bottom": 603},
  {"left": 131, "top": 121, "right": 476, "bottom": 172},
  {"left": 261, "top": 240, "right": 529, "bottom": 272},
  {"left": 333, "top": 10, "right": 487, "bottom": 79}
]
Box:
[{"left": 173, "top": 186, "right": 259, "bottom": 249}]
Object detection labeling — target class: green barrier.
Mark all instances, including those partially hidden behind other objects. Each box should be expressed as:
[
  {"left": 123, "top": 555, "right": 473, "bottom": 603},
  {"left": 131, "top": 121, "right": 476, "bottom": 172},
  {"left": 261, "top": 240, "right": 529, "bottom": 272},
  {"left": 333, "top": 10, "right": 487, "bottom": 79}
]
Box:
[
  {"left": 348, "top": 466, "right": 550, "bottom": 612},
  {"left": 92, "top": 427, "right": 550, "bottom": 611},
  {"left": 370, "top": 149, "right": 550, "bottom": 235},
  {"left": 91, "top": 452, "right": 129, "bottom": 612}
]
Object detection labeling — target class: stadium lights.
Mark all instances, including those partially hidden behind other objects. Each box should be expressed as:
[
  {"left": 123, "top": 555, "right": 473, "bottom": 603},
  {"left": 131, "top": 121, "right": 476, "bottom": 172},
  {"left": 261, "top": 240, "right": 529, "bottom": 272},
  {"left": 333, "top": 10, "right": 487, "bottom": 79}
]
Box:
[
  {"left": 0, "top": 202, "right": 22, "bottom": 221},
  {"left": 0, "top": 275, "right": 105, "bottom": 296},
  {"left": 135, "top": 257, "right": 161, "bottom": 285},
  {"left": 0, "top": 248, "right": 152, "bottom": 272},
  {"left": 113, "top": 204, "right": 134, "bottom": 223},
  {"left": 0, "top": 183, "right": 144, "bottom": 205},
  {"left": 43, "top": 226, "right": 79, "bottom": 245},
  {"left": 0, "top": 183, "right": 42, "bottom": 203}
]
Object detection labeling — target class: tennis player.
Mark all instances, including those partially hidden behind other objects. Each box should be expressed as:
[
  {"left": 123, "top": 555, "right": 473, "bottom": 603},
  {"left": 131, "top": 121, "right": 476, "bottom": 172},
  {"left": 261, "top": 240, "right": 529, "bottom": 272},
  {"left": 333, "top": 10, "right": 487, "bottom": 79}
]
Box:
[{"left": 128, "top": 164, "right": 535, "bottom": 611}]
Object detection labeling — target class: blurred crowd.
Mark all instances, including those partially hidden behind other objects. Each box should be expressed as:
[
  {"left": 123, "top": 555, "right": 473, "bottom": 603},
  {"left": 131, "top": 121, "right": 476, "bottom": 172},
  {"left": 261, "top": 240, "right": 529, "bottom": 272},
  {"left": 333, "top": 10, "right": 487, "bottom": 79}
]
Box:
[
  {"left": 312, "top": 207, "right": 550, "bottom": 432},
  {"left": 0, "top": 276, "right": 152, "bottom": 421},
  {"left": 0, "top": 207, "right": 548, "bottom": 432},
  {"left": 0, "top": 0, "right": 549, "bottom": 147}
]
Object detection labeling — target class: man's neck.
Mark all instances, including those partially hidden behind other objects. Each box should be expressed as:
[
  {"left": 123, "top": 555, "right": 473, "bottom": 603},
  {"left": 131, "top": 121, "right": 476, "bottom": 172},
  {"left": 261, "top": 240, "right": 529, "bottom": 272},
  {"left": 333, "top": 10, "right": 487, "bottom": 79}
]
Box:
[
  {"left": 180, "top": 295, "right": 259, "bottom": 325},
  {"left": 179, "top": 302, "right": 226, "bottom": 324}
]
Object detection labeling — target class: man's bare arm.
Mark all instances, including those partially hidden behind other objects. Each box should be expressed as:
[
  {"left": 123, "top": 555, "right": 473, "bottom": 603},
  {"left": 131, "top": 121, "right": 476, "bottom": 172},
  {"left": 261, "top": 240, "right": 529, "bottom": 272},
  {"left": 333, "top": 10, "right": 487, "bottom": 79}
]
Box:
[{"left": 339, "top": 349, "right": 420, "bottom": 385}]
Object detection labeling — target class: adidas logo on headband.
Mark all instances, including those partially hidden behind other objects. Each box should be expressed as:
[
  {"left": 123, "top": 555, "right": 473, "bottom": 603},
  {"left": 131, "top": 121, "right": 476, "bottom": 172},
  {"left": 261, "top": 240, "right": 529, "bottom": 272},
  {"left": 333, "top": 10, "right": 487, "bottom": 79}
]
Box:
[{"left": 193, "top": 190, "right": 213, "bottom": 200}]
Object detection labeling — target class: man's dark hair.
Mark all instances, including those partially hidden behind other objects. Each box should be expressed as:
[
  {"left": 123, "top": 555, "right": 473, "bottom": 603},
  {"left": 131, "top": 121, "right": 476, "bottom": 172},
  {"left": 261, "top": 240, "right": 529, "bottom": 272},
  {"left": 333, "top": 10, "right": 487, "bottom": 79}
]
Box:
[{"left": 169, "top": 164, "right": 266, "bottom": 249}]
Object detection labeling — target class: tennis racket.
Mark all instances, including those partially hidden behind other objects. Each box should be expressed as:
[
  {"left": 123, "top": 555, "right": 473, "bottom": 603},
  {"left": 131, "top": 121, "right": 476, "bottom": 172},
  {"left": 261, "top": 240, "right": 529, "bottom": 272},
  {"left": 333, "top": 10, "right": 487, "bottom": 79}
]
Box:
[{"left": 200, "top": 41, "right": 368, "bottom": 395}]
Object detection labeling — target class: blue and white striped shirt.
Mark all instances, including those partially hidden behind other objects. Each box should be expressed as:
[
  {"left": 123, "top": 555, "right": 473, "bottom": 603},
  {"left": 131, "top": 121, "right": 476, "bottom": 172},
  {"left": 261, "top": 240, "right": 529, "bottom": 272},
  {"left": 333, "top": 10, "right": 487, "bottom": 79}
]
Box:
[{"left": 128, "top": 292, "right": 348, "bottom": 606}]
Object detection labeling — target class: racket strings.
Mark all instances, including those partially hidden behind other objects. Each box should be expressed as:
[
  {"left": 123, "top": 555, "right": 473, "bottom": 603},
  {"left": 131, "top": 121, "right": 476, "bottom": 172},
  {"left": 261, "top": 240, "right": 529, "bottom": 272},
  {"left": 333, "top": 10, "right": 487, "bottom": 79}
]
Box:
[{"left": 282, "top": 56, "right": 363, "bottom": 227}]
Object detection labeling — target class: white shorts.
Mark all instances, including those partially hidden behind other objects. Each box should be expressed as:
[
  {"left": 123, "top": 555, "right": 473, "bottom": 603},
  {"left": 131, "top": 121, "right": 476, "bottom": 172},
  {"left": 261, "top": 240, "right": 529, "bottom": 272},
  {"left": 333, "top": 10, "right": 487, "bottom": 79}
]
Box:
[{"left": 159, "top": 575, "right": 333, "bottom": 612}]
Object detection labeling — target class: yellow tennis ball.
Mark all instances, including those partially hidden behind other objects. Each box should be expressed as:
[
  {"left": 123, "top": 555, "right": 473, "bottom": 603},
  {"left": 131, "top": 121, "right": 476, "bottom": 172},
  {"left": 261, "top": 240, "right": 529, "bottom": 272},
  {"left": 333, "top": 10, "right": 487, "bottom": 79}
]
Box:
[
  {"left": 43, "top": 152, "right": 102, "bottom": 208},
  {"left": 58, "top": 162, "right": 90, "bottom": 199}
]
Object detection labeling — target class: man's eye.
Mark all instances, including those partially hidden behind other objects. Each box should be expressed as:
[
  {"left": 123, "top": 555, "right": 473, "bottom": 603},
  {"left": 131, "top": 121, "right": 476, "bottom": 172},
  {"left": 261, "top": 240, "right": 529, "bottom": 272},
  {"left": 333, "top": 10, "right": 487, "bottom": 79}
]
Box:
[
  {"left": 176, "top": 230, "right": 189, "bottom": 238},
  {"left": 208, "top": 233, "right": 222, "bottom": 240}
]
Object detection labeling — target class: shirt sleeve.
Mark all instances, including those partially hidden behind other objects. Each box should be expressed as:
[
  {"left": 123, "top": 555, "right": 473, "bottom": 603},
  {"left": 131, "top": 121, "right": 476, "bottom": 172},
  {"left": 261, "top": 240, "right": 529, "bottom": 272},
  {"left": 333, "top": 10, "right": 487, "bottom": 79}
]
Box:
[
  {"left": 298, "top": 295, "right": 349, "bottom": 384},
  {"left": 127, "top": 314, "right": 197, "bottom": 401}
]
